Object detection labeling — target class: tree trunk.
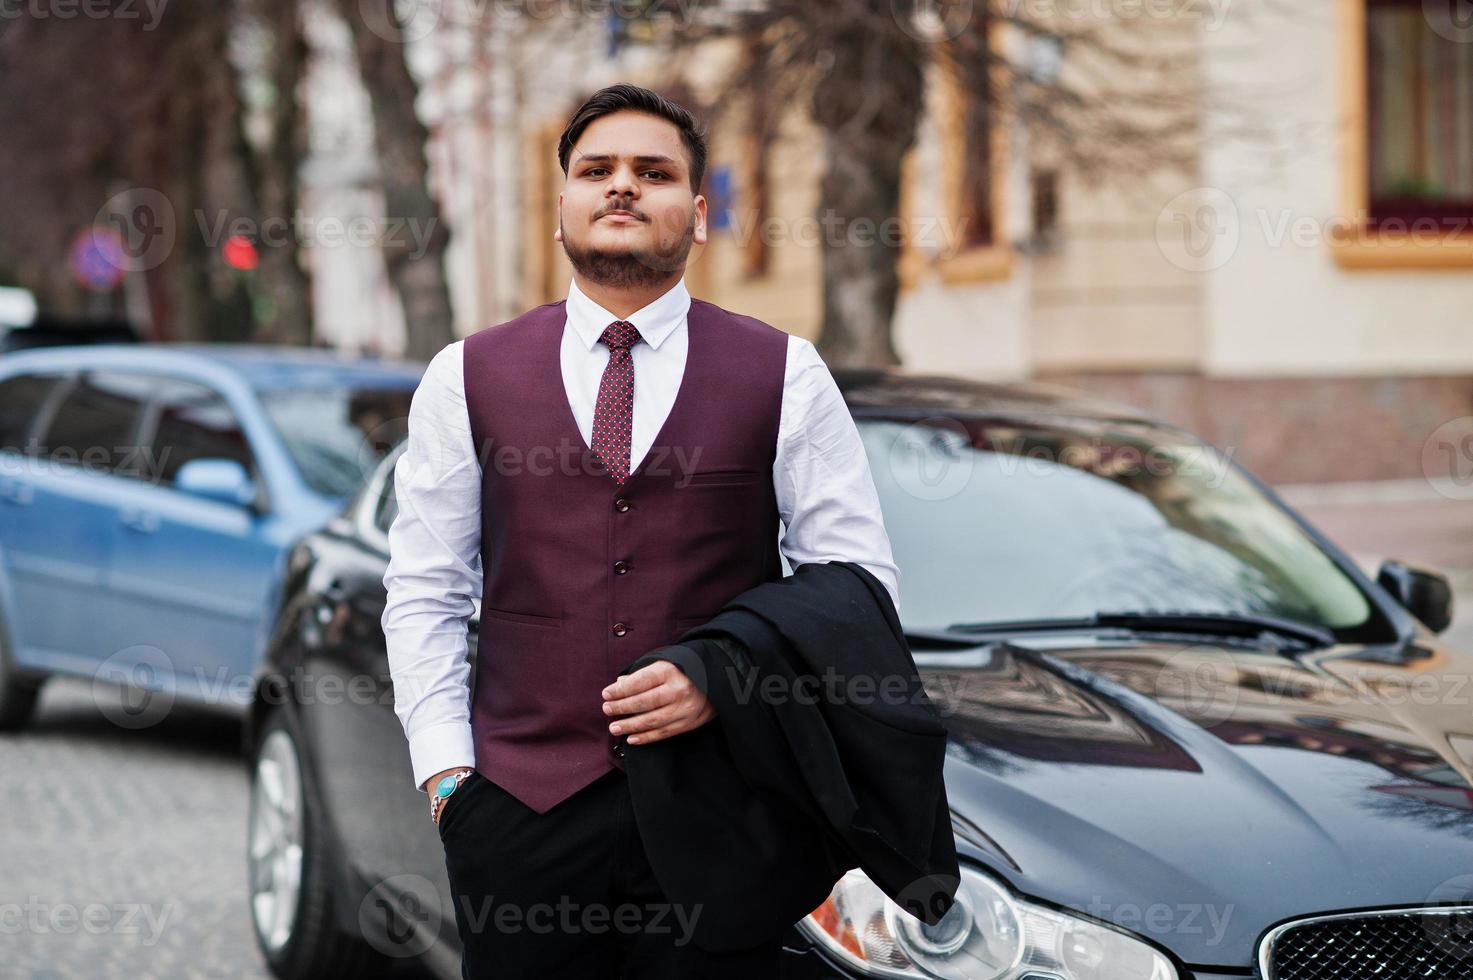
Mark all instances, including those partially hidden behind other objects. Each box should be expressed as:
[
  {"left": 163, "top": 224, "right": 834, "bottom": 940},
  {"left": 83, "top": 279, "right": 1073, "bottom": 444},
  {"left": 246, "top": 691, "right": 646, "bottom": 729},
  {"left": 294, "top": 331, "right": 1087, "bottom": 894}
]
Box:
[
  {"left": 808, "top": 2, "right": 923, "bottom": 369},
  {"left": 335, "top": 0, "right": 455, "bottom": 362},
  {"left": 237, "top": 0, "right": 314, "bottom": 346}
]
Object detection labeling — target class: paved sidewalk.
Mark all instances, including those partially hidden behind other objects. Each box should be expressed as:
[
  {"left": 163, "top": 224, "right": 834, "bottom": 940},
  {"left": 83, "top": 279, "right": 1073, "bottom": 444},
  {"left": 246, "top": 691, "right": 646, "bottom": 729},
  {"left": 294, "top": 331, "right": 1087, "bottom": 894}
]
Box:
[{"left": 0, "top": 679, "right": 431, "bottom": 980}]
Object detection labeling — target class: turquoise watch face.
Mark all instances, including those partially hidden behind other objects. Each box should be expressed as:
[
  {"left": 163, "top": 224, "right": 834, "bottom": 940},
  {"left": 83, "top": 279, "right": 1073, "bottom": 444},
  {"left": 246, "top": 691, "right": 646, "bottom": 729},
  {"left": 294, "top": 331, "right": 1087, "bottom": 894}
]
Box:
[{"left": 435, "top": 774, "right": 458, "bottom": 798}]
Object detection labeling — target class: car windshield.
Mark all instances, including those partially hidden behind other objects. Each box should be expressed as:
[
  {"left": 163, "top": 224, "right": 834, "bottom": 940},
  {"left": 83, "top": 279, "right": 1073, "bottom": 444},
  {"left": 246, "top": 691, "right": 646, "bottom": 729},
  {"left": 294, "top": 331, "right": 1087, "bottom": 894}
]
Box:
[
  {"left": 260, "top": 385, "right": 416, "bottom": 497},
  {"left": 856, "top": 416, "right": 1375, "bottom": 641}
]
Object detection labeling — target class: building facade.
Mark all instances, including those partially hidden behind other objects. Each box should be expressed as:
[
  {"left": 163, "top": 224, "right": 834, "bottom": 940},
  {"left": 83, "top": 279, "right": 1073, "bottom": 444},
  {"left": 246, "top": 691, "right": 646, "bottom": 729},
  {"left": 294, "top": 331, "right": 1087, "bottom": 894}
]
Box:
[{"left": 312, "top": 0, "right": 1473, "bottom": 486}]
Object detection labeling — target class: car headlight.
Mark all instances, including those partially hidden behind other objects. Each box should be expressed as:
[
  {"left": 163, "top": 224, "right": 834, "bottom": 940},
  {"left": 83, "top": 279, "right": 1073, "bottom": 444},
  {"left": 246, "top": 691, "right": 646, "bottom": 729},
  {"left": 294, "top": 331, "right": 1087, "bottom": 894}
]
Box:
[{"left": 799, "top": 866, "right": 1179, "bottom": 980}]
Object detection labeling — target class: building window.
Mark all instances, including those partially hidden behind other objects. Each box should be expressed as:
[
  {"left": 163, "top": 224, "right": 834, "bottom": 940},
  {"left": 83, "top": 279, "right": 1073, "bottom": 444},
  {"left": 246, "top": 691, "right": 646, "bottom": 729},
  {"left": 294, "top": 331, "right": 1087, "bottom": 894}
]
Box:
[
  {"left": 1333, "top": 0, "right": 1473, "bottom": 268},
  {"left": 956, "top": 44, "right": 996, "bottom": 250},
  {"left": 740, "top": 104, "right": 774, "bottom": 280},
  {"left": 933, "top": 21, "right": 1014, "bottom": 284},
  {"left": 1366, "top": 0, "right": 1473, "bottom": 227}
]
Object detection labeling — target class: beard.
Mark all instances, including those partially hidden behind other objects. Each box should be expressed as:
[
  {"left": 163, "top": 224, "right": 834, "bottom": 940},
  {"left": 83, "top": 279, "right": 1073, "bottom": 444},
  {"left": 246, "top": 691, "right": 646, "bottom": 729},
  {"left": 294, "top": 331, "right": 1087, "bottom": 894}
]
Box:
[{"left": 560, "top": 211, "right": 696, "bottom": 288}]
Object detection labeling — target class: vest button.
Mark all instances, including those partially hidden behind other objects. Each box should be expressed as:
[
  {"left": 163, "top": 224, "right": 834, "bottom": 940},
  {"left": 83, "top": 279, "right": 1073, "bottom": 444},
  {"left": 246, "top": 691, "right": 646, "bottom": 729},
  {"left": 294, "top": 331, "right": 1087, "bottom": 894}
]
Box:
[
  {"left": 612, "top": 622, "right": 628, "bottom": 636},
  {"left": 613, "top": 560, "right": 629, "bottom": 575},
  {"left": 612, "top": 739, "right": 626, "bottom": 758},
  {"left": 614, "top": 497, "right": 631, "bottom": 512}
]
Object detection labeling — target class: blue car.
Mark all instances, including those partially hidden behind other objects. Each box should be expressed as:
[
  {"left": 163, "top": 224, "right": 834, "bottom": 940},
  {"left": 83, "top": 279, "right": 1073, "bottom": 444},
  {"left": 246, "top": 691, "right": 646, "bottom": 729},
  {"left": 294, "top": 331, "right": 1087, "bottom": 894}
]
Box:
[{"left": 0, "top": 343, "right": 424, "bottom": 728}]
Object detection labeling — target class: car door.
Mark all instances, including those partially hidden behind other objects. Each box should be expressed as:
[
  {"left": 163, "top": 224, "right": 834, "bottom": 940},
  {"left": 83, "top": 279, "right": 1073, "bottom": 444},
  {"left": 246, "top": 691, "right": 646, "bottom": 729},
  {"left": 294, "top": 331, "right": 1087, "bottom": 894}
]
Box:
[
  {"left": 304, "top": 447, "right": 479, "bottom": 921},
  {"left": 0, "top": 370, "right": 73, "bottom": 667},
  {"left": 6, "top": 370, "right": 154, "bottom": 672},
  {"left": 105, "top": 377, "right": 282, "bottom": 705}
]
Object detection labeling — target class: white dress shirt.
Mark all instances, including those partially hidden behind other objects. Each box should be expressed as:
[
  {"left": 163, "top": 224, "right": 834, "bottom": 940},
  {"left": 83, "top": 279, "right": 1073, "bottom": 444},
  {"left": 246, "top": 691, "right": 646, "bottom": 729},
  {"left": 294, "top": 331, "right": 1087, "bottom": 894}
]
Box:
[{"left": 382, "top": 276, "right": 902, "bottom": 791}]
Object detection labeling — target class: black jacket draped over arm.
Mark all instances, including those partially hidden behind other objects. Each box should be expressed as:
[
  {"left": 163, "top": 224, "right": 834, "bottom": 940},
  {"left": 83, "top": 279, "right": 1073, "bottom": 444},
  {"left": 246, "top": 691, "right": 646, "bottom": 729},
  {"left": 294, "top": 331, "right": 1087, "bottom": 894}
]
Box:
[{"left": 617, "top": 560, "right": 961, "bottom": 953}]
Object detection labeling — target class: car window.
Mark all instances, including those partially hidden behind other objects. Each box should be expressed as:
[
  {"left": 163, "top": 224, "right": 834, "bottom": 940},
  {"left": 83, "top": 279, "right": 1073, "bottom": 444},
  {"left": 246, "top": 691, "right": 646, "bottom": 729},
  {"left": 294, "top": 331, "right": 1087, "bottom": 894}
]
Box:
[
  {"left": 859, "top": 416, "right": 1376, "bottom": 641},
  {"left": 258, "top": 385, "right": 415, "bottom": 497},
  {"left": 0, "top": 372, "right": 65, "bottom": 454},
  {"left": 373, "top": 459, "right": 398, "bottom": 534},
  {"left": 141, "top": 380, "right": 256, "bottom": 488},
  {"left": 35, "top": 372, "right": 153, "bottom": 476}
]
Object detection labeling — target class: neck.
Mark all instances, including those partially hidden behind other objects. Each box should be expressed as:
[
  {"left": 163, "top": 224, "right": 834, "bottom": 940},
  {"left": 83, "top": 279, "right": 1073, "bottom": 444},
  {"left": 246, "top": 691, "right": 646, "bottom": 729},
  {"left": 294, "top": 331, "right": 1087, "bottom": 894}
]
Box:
[{"left": 573, "top": 271, "right": 683, "bottom": 320}]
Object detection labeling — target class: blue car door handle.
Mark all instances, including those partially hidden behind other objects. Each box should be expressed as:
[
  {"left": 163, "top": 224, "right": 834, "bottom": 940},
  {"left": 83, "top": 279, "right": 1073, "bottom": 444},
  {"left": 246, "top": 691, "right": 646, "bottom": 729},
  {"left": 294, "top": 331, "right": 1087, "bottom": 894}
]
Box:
[
  {"left": 119, "top": 508, "right": 162, "bottom": 534},
  {"left": 0, "top": 479, "right": 33, "bottom": 505}
]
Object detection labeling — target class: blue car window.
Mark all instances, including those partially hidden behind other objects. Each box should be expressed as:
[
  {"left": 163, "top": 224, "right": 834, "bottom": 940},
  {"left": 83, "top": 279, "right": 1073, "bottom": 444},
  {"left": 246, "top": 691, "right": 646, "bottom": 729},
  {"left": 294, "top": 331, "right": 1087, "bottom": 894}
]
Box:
[
  {"left": 141, "top": 380, "right": 256, "bottom": 488},
  {"left": 35, "top": 372, "right": 153, "bottom": 477},
  {"left": 0, "top": 372, "right": 66, "bottom": 454},
  {"left": 260, "top": 386, "right": 415, "bottom": 497}
]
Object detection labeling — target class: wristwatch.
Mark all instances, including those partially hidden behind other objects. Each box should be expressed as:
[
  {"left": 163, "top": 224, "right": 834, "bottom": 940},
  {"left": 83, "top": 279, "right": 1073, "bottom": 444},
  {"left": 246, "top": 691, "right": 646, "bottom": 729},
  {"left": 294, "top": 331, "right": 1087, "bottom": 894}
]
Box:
[{"left": 429, "top": 768, "right": 476, "bottom": 825}]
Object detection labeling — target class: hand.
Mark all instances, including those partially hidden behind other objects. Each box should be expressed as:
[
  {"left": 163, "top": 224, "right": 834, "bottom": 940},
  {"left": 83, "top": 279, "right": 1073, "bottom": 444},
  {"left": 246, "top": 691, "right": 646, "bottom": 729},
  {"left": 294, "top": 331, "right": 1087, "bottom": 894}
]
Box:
[{"left": 601, "top": 660, "right": 715, "bottom": 746}]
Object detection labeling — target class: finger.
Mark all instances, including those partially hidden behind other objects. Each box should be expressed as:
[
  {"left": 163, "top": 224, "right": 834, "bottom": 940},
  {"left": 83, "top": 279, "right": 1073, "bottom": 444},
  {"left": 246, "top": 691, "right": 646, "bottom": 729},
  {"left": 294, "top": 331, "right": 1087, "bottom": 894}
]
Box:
[
  {"left": 612, "top": 705, "right": 679, "bottom": 735},
  {"left": 602, "top": 662, "right": 671, "bottom": 701},
  {"left": 604, "top": 683, "right": 676, "bottom": 717},
  {"left": 620, "top": 680, "right": 706, "bottom": 718},
  {"left": 625, "top": 698, "right": 713, "bottom": 741},
  {"left": 628, "top": 722, "right": 685, "bottom": 744},
  {"left": 605, "top": 670, "right": 687, "bottom": 714}
]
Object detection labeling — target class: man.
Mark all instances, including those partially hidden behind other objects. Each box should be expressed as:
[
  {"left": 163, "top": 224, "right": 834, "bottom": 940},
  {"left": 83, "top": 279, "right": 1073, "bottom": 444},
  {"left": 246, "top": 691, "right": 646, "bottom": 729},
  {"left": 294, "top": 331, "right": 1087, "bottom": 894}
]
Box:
[{"left": 382, "top": 82, "right": 901, "bottom": 979}]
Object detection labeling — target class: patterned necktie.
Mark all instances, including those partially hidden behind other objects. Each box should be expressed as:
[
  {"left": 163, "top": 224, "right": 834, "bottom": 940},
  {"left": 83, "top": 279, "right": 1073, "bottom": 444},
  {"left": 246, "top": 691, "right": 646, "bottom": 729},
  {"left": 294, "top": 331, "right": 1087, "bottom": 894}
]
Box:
[{"left": 591, "top": 319, "right": 644, "bottom": 483}]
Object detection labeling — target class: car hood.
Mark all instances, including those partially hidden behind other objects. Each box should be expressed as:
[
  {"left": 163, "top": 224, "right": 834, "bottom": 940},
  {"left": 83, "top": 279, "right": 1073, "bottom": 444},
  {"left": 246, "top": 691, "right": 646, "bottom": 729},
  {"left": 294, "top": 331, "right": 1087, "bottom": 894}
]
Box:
[{"left": 922, "top": 635, "right": 1473, "bottom": 968}]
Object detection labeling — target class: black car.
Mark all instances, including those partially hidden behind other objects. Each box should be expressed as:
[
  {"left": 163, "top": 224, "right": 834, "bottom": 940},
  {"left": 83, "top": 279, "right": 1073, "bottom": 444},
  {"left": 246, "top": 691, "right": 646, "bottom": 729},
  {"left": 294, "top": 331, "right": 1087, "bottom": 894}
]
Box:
[
  {"left": 1, "top": 311, "right": 141, "bottom": 352},
  {"left": 243, "top": 369, "right": 1473, "bottom": 980}
]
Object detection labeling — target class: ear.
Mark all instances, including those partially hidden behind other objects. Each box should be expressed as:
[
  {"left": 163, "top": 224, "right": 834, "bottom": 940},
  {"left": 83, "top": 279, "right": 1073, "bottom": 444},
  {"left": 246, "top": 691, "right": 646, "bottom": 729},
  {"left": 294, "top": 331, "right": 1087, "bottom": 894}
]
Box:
[
  {"left": 692, "top": 194, "right": 708, "bottom": 247},
  {"left": 554, "top": 193, "right": 563, "bottom": 241}
]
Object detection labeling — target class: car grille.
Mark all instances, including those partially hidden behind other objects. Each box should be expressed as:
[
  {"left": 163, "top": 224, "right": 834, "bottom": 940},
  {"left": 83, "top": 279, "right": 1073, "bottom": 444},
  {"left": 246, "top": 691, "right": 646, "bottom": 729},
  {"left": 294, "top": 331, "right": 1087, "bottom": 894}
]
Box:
[{"left": 1260, "top": 907, "right": 1473, "bottom": 980}]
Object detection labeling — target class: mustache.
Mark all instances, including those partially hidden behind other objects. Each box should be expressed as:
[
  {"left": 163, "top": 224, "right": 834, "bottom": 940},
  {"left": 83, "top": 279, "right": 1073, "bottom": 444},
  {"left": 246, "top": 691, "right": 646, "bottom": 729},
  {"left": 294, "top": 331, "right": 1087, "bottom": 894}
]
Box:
[{"left": 595, "top": 202, "right": 648, "bottom": 221}]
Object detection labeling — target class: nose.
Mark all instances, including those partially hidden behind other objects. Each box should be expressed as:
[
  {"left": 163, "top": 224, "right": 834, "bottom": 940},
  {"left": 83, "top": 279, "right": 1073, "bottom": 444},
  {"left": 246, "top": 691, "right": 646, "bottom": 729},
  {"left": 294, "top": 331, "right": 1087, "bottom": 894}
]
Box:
[{"left": 607, "top": 162, "right": 640, "bottom": 203}]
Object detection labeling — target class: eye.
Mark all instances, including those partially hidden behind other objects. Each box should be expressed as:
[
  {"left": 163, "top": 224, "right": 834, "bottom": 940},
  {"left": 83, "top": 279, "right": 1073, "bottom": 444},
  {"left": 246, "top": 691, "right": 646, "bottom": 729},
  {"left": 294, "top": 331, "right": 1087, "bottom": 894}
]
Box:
[
  {"left": 585, "top": 167, "right": 609, "bottom": 177},
  {"left": 642, "top": 170, "right": 667, "bottom": 180}
]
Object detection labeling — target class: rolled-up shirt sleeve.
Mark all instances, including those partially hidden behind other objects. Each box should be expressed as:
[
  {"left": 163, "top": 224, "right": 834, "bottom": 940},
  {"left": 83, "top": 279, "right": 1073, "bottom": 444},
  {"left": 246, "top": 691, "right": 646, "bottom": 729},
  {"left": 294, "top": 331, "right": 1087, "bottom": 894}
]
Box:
[
  {"left": 774, "top": 335, "right": 901, "bottom": 618},
  {"left": 381, "top": 340, "right": 481, "bottom": 792}
]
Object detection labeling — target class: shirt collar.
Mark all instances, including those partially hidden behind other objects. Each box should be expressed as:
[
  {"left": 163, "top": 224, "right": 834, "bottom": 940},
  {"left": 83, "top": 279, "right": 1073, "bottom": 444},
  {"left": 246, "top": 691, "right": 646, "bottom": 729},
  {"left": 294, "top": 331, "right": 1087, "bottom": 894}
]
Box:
[{"left": 565, "top": 275, "right": 690, "bottom": 352}]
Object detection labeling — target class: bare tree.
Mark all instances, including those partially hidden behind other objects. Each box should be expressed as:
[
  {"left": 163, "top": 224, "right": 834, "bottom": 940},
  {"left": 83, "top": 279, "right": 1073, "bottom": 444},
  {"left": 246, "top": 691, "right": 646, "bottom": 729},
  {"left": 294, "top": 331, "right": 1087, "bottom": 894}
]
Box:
[
  {"left": 632, "top": 0, "right": 1216, "bottom": 368},
  {"left": 331, "top": 0, "right": 455, "bottom": 361},
  {"left": 0, "top": 1, "right": 312, "bottom": 343},
  {"left": 232, "top": 0, "right": 316, "bottom": 346}
]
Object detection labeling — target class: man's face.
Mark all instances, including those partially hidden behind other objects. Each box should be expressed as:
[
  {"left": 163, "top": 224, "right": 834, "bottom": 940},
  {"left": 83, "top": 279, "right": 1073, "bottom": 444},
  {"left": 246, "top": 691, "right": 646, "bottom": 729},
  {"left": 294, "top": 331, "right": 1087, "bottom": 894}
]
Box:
[{"left": 556, "top": 110, "right": 707, "bottom": 287}]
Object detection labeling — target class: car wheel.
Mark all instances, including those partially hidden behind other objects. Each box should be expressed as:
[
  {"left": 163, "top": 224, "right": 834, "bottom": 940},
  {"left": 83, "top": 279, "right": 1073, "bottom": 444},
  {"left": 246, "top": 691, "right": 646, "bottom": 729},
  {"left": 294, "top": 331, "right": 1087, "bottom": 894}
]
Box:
[
  {"left": 0, "top": 611, "right": 43, "bottom": 732},
  {"left": 248, "top": 710, "right": 383, "bottom": 979}
]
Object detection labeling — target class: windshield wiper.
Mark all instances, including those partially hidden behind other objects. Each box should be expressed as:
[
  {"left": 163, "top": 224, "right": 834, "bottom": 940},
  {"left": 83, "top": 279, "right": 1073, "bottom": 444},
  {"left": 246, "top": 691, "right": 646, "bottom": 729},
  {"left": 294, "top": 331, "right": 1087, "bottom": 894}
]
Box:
[
  {"left": 903, "top": 628, "right": 997, "bottom": 650},
  {"left": 945, "top": 610, "right": 1336, "bottom": 651}
]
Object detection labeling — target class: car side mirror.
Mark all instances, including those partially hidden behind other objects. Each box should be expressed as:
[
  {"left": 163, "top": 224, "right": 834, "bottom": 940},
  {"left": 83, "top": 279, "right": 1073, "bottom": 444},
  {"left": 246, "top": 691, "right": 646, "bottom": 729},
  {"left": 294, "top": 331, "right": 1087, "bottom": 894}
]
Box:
[
  {"left": 1376, "top": 560, "right": 1453, "bottom": 634},
  {"left": 175, "top": 458, "right": 257, "bottom": 509}
]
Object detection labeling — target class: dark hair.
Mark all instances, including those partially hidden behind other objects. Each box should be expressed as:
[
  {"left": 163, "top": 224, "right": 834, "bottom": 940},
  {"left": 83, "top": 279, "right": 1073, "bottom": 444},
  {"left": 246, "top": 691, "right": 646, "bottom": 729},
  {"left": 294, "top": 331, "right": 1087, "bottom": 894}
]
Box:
[{"left": 557, "top": 83, "right": 708, "bottom": 193}]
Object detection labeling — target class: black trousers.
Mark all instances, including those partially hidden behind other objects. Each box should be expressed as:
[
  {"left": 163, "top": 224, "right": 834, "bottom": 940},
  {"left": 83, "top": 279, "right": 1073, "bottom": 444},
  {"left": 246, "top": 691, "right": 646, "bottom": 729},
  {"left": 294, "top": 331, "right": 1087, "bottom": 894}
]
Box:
[{"left": 438, "top": 765, "right": 785, "bottom": 979}]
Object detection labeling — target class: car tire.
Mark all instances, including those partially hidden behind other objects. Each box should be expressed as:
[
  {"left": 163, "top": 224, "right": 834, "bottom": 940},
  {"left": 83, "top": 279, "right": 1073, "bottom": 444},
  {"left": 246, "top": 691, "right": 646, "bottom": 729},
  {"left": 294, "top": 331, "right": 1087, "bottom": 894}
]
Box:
[
  {"left": 247, "top": 709, "right": 385, "bottom": 980},
  {"left": 0, "top": 609, "right": 43, "bottom": 732}
]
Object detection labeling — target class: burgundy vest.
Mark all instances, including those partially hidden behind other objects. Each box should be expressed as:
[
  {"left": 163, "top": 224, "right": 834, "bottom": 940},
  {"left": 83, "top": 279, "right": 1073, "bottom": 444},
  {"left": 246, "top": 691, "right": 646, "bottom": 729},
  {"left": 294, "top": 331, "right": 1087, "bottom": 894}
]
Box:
[{"left": 461, "top": 297, "right": 789, "bottom": 814}]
